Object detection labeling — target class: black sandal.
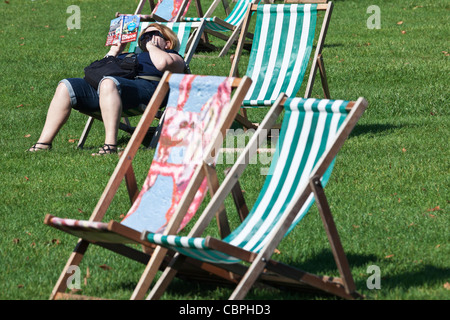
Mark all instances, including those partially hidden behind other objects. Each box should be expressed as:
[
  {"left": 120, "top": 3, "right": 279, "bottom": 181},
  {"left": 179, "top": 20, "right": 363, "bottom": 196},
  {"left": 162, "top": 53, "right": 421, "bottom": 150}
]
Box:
[
  {"left": 92, "top": 144, "right": 117, "bottom": 155},
  {"left": 27, "top": 142, "right": 52, "bottom": 152}
]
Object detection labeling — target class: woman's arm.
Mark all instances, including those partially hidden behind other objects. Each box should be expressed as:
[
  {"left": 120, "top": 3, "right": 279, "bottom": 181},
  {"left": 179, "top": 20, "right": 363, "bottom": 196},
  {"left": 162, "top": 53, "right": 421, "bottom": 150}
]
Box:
[{"left": 146, "top": 42, "right": 186, "bottom": 74}]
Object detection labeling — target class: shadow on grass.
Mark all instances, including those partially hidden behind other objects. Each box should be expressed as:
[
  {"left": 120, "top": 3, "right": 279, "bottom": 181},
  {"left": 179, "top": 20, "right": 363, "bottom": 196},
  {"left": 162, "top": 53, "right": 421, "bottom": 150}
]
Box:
[
  {"left": 349, "top": 123, "right": 405, "bottom": 138},
  {"left": 377, "top": 265, "right": 450, "bottom": 290},
  {"left": 105, "top": 251, "right": 449, "bottom": 300},
  {"left": 136, "top": 250, "right": 379, "bottom": 300}
]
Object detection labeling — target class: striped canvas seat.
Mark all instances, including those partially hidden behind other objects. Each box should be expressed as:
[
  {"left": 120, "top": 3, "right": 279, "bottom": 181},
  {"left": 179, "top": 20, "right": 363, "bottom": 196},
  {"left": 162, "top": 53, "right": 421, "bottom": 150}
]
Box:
[
  {"left": 242, "top": 4, "right": 317, "bottom": 107},
  {"left": 151, "top": 0, "right": 192, "bottom": 22},
  {"left": 143, "top": 95, "right": 368, "bottom": 300},
  {"left": 116, "top": 0, "right": 193, "bottom": 23}
]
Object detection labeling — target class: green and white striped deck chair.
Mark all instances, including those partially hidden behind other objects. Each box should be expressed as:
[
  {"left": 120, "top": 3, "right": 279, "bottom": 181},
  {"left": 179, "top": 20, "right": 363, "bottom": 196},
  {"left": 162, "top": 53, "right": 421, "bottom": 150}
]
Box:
[
  {"left": 77, "top": 21, "right": 205, "bottom": 149},
  {"left": 142, "top": 95, "right": 368, "bottom": 300},
  {"left": 230, "top": 2, "right": 333, "bottom": 128},
  {"left": 182, "top": 0, "right": 260, "bottom": 57}
]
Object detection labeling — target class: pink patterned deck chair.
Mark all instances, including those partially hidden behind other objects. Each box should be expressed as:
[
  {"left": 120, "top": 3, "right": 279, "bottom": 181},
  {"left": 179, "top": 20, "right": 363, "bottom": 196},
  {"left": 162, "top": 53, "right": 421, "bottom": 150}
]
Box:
[
  {"left": 116, "top": 0, "right": 193, "bottom": 22},
  {"left": 44, "top": 72, "right": 252, "bottom": 300}
]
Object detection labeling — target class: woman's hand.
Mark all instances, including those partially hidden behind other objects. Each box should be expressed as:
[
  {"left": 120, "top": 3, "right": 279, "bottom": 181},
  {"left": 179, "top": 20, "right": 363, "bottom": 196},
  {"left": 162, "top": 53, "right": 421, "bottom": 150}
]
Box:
[
  {"left": 105, "top": 42, "right": 127, "bottom": 57},
  {"left": 145, "top": 34, "right": 165, "bottom": 51}
]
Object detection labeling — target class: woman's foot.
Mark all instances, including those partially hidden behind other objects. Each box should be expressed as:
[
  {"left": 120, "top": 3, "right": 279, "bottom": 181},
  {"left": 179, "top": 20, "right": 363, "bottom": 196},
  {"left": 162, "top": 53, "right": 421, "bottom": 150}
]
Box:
[
  {"left": 27, "top": 142, "right": 52, "bottom": 152},
  {"left": 92, "top": 143, "right": 117, "bottom": 156}
]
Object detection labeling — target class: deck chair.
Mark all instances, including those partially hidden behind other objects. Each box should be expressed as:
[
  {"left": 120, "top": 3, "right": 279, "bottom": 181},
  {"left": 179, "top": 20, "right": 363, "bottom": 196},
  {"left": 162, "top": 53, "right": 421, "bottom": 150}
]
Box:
[
  {"left": 77, "top": 21, "right": 205, "bottom": 149},
  {"left": 230, "top": 2, "right": 333, "bottom": 129},
  {"left": 182, "top": 0, "right": 260, "bottom": 57},
  {"left": 141, "top": 95, "right": 368, "bottom": 300},
  {"left": 116, "top": 0, "right": 192, "bottom": 22},
  {"left": 44, "top": 72, "right": 252, "bottom": 300}
]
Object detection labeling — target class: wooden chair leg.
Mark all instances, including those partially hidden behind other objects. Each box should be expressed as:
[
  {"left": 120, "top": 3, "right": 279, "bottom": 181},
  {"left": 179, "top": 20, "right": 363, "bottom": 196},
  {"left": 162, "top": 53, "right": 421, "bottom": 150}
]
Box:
[
  {"left": 317, "top": 54, "right": 331, "bottom": 99},
  {"left": 310, "top": 176, "right": 356, "bottom": 295},
  {"left": 77, "top": 117, "right": 95, "bottom": 149},
  {"left": 146, "top": 253, "right": 186, "bottom": 300},
  {"left": 224, "top": 167, "right": 249, "bottom": 222},
  {"left": 229, "top": 256, "right": 267, "bottom": 300},
  {"left": 204, "top": 164, "right": 231, "bottom": 238},
  {"left": 219, "top": 26, "right": 242, "bottom": 57},
  {"left": 50, "top": 239, "right": 90, "bottom": 299},
  {"left": 131, "top": 245, "right": 170, "bottom": 300}
]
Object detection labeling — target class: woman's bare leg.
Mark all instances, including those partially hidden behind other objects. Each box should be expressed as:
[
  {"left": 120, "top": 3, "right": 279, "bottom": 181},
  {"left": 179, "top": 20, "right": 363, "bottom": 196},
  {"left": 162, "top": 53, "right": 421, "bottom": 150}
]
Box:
[
  {"left": 28, "top": 82, "right": 72, "bottom": 151},
  {"left": 97, "top": 78, "right": 122, "bottom": 153}
]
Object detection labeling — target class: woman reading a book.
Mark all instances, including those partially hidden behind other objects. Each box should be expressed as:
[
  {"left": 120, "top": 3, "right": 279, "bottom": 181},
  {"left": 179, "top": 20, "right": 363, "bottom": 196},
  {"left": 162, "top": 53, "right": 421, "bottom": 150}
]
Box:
[{"left": 28, "top": 23, "right": 186, "bottom": 154}]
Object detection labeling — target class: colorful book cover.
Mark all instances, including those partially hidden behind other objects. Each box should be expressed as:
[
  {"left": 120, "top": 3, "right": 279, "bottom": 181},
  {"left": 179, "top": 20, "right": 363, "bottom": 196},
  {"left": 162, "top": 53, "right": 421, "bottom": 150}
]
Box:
[{"left": 105, "top": 15, "right": 140, "bottom": 46}]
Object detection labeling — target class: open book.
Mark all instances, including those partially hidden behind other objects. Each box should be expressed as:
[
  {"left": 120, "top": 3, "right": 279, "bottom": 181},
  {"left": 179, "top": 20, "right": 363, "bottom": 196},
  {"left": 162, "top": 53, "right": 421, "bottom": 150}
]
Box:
[{"left": 105, "top": 15, "right": 140, "bottom": 46}]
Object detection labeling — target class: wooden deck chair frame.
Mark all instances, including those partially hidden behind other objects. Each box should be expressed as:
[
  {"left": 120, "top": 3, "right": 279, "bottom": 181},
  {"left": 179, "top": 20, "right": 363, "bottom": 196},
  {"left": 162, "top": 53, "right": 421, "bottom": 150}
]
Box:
[
  {"left": 230, "top": 1, "right": 333, "bottom": 129},
  {"left": 182, "top": 0, "right": 259, "bottom": 57},
  {"left": 141, "top": 94, "right": 368, "bottom": 300},
  {"left": 76, "top": 20, "right": 206, "bottom": 149},
  {"left": 44, "top": 72, "right": 252, "bottom": 300}
]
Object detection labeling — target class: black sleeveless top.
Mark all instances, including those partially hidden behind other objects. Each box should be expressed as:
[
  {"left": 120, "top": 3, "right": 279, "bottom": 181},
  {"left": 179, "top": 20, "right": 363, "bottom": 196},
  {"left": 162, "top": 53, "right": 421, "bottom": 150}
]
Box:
[{"left": 118, "top": 49, "right": 182, "bottom": 78}]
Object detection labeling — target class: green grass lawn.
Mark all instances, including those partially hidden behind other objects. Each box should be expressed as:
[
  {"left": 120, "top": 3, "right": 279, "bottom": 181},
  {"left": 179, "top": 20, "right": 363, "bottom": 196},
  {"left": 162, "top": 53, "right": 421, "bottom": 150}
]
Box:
[{"left": 0, "top": 0, "right": 448, "bottom": 300}]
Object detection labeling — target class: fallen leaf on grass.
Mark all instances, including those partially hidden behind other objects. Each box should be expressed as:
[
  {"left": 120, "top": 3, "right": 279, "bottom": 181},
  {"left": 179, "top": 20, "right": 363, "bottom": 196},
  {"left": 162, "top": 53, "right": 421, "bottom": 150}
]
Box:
[
  {"left": 444, "top": 282, "right": 450, "bottom": 290},
  {"left": 397, "top": 21, "right": 404, "bottom": 25},
  {"left": 385, "top": 254, "right": 394, "bottom": 259},
  {"left": 99, "top": 264, "right": 112, "bottom": 270},
  {"left": 401, "top": 30, "right": 406, "bottom": 34},
  {"left": 24, "top": 134, "right": 31, "bottom": 138},
  {"left": 16, "top": 104, "right": 24, "bottom": 108},
  {"left": 427, "top": 206, "right": 441, "bottom": 212}
]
